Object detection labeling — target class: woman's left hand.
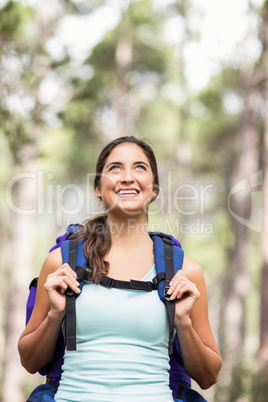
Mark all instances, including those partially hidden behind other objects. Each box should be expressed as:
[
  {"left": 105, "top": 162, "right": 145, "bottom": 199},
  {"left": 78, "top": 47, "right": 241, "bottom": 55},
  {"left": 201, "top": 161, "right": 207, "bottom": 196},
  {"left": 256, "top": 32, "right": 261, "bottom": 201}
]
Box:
[{"left": 167, "top": 270, "right": 200, "bottom": 324}]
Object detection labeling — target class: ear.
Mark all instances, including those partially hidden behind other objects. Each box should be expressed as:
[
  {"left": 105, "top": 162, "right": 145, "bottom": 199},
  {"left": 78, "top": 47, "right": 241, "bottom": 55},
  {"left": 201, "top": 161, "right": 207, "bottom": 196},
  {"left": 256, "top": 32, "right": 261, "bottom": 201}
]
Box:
[
  {"left": 151, "top": 188, "right": 158, "bottom": 202},
  {"left": 95, "top": 186, "right": 102, "bottom": 200}
]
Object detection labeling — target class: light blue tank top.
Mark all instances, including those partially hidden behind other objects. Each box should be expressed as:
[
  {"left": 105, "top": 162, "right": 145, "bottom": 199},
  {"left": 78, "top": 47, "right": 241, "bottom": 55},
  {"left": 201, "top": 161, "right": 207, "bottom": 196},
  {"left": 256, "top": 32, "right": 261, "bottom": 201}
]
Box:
[{"left": 55, "top": 265, "right": 173, "bottom": 402}]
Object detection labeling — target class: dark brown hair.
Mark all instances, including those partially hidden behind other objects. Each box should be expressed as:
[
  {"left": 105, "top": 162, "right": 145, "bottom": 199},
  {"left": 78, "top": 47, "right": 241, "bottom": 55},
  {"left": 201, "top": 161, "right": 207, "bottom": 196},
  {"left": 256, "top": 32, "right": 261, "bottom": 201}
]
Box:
[{"left": 78, "top": 136, "right": 159, "bottom": 283}]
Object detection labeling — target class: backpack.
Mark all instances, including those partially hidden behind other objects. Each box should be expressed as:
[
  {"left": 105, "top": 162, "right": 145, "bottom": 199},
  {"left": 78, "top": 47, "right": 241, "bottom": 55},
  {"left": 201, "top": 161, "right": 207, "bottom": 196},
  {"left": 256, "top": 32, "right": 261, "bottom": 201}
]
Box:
[{"left": 26, "top": 225, "right": 207, "bottom": 402}]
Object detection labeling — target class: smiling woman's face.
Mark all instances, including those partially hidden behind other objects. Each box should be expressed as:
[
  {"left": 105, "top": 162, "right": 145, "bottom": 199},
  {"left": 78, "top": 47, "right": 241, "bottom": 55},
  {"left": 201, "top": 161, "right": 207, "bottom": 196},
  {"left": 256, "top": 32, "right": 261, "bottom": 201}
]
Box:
[{"left": 95, "top": 142, "right": 158, "bottom": 217}]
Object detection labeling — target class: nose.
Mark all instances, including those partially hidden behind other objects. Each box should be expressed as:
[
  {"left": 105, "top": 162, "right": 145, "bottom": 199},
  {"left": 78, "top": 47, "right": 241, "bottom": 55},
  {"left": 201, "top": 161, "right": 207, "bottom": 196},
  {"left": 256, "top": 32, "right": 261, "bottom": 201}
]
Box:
[{"left": 120, "top": 167, "right": 135, "bottom": 184}]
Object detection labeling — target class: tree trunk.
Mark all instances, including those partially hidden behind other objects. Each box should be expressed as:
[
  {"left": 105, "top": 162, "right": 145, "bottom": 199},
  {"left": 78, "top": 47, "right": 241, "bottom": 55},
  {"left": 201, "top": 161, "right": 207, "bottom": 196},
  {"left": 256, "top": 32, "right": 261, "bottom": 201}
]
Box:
[
  {"left": 112, "top": 15, "right": 133, "bottom": 139},
  {"left": 259, "top": 96, "right": 268, "bottom": 366},
  {"left": 1, "top": 151, "right": 39, "bottom": 402},
  {"left": 259, "top": 8, "right": 268, "bottom": 365},
  {"left": 216, "top": 70, "right": 260, "bottom": 401},
  {"left": 1, "top": 4, "right": 55, "bottom": 396}
]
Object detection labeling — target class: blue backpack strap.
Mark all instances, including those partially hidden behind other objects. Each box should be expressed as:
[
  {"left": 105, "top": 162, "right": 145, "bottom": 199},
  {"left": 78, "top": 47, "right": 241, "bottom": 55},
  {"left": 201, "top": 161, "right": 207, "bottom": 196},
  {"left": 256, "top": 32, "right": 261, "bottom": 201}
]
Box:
[
  {"left": 149, "top": 232, "right": 184, "bottom": 355},
  {"left": 149, "top": 232, "right": 192, "bottom": 397},
  {"left": 170, "top": 335, "right": 191, "bottom": 398},
  {"left": 25, "top": 225, "right": 83, "bottom": 386},
  {"left": 149, "top": 232, "right": 184, "bottom": 300},
  {"left": 61, "top": 238, "right": 87, "bottom": 351}
]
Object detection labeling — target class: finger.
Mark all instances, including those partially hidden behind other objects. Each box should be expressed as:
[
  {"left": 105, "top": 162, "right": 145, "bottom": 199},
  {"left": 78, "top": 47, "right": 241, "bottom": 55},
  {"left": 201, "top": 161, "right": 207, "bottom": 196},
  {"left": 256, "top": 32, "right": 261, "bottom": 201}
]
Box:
[
  {"left": 178, "top": 284, "right": 199, "bottom": 300},
  {"left": 167, "top": 271, "right": 187, "bottom": 294},
  {"left": 169, "top": 282, "right": 188, "bottom": 300},
  {"left": 55, "top": 264, "right": 77, "bottom": 280},
  {"left": 45, "top": 273, "right": 80, "bottom": 294},
  {"left": 53, "top": 264, "right": 79, "bottom": 287},
  {"left": 168, "top": 279, "right": 199, "bottom": 301},
  {"left": 172, "top": 283, "right": 191, "bottom": 300}
]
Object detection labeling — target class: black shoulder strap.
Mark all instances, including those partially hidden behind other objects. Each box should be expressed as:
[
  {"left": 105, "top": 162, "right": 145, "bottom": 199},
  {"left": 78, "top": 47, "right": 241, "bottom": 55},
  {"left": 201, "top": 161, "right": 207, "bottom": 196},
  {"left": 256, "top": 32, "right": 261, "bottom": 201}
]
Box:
[
  {"left": 65, "top": 240, "right": 79, "bottom": 351},
  {"left": 99, "top": 276, "right": 163, "bottom": 291},
  {"left": 163, "top": 237, "right": 176, "bottom": 355}
]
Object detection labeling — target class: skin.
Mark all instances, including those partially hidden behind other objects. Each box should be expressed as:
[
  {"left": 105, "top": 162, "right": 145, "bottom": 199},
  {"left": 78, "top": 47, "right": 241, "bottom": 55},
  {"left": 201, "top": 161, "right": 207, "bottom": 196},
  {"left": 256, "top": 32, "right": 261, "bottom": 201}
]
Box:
[{"left": 18, "top": 143, "right": 222, "bottom": 389}]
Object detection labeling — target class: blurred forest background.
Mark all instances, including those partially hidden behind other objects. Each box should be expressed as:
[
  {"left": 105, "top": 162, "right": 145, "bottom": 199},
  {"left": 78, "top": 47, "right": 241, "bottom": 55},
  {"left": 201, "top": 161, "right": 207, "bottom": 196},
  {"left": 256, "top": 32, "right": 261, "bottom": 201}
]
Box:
[{"left": 0, "top": 0, "right": 267, "bottom": 401}]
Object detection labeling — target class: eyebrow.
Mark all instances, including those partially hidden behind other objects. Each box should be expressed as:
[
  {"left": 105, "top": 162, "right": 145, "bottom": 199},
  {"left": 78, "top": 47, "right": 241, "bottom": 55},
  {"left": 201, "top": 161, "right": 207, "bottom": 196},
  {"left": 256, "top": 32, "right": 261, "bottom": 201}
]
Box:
[{"left": 105, "top": 161, "right": 150, "bottom": 169}]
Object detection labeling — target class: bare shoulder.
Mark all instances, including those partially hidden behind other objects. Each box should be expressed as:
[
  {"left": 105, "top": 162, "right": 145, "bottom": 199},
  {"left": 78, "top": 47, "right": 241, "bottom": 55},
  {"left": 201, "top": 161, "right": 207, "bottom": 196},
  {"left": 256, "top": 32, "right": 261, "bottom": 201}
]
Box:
[
  {"left": 41, "top": 247, "right": 63, "bottom": 276},
  {"left": 35, "top": 247, "right": 63, "bottom": 307},
  {"left": 36, "top": 247, "right": 63, "bottom": 299},
  {"left": 182, "top": 255, "right": 204, "bottom": 284},
  {"left": 37, "top": 247, "right": 62, "bottom": 300}
]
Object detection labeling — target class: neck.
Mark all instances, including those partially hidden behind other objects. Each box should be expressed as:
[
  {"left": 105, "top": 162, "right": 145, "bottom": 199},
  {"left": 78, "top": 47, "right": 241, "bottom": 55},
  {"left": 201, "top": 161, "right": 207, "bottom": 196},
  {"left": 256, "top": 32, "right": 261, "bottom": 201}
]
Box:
[{"left": 107, "top": 211, "right": 149, "bottom": 243}]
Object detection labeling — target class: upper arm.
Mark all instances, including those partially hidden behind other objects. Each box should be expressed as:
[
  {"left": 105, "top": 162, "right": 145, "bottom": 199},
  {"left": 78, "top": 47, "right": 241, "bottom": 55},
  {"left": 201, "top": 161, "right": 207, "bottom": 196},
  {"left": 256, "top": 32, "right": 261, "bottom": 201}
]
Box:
[
  {"left": 182, "top": 256, "right": 220, "bottom": 356},
  {"left": 20, "top": 247, "right": 63, "bottom": 338}
]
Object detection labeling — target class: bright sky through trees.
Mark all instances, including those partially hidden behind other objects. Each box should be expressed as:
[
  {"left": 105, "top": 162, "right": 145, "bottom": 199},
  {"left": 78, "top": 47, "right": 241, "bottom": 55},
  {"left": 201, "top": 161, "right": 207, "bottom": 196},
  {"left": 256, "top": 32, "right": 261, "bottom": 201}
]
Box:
[{"left": 46, "top": 0, "right": 263, "bottom": 91}]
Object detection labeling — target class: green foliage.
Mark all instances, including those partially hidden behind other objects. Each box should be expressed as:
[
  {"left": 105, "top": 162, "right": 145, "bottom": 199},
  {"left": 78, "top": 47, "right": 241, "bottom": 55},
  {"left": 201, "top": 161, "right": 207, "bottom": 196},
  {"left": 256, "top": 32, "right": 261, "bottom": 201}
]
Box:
[
  {"left": 250, "top": 365, "right": 268, "bottom": 402},
  {"left": 229, "top": 363, "right": 252, "bottom": 401},
  {"left": 68, "top": 0, "right": 106, "bottom": 14},
  {"left": 57, "top": 0, "right": 174, "bottom": 179},
  {"left": 132, "top": 40, "right": 168, "bottom": 76},
  {"left": 191, "top": 67, "right": 242, "bottom": 176},
  {"left": 198, "top": 87, "right": 223, "bottom": 113},
  {"left": 0, "top": 2, "right": 47, "bottom": 163},
  {"left": 0, "top": 108, "right": 31, "bottom": 164},
  {"left": 136, "top": 96, "right": 178, "bottom": 156},
  {"left": 86, "top": 6, "right": 169, "bottom": 77},
  {"left": 87, "top": 33, "right": 116, "bottom": 73},
  {"left": 261, "top": 0, "right": 268, "bottom": 15},
  {"left": 0, "top": 1, "right": 34, "bottom": 43},
  {"left": 128, "top": 0, "right": 156, "bottom": 25}
]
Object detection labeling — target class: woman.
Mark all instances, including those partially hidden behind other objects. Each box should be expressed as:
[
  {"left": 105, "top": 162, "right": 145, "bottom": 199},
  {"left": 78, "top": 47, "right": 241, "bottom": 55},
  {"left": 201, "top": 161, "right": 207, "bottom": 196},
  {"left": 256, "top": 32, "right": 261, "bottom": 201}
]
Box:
[{"left": 18, "top": 136, "right": 222, "bottom": 401}]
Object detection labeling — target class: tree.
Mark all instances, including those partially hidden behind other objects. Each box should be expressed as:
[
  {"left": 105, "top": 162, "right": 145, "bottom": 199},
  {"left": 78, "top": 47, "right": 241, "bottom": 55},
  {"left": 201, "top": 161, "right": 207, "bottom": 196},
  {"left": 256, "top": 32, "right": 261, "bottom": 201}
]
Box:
[
  {"left": 58, "top": 0, "right": 176, "bottom": 179},
  {"left": 190, "top": 3, "right": 263, "bottom": 399},
  {"left": 259, "top": 0, "right": 268, "bottom": 369},
  {"left": 0, "top": 1, "right": 177, "bottom": 398},
  {"left": 0, "top": 1, "right": 68, "bottom": 399}
]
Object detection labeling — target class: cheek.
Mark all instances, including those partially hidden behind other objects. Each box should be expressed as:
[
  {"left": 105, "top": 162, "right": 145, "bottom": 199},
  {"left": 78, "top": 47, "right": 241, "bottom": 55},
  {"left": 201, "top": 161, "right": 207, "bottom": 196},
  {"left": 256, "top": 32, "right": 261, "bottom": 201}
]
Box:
[
  {"left": 100, "top": 174, "right": 118, "bottom": 191},
  {"left": 98, "top": 178, "right": 119, "bottom": 205},
  {"left": 142, "top": 175, "right": 156, "bottom": 191}
]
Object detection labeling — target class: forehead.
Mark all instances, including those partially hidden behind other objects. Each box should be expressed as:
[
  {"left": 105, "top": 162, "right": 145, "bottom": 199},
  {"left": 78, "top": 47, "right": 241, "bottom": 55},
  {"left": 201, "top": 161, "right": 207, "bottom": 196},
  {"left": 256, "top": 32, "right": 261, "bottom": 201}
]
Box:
[{"left": 105, "top": 143, "right": 150, "bottom": 165}]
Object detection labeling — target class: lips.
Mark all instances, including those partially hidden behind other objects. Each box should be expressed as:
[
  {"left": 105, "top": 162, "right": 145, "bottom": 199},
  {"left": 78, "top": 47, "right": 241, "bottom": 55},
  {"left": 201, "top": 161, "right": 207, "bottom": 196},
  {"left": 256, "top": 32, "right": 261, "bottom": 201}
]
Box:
[{"left": 116, "top": 188, "right": 140, "bottom": 196}]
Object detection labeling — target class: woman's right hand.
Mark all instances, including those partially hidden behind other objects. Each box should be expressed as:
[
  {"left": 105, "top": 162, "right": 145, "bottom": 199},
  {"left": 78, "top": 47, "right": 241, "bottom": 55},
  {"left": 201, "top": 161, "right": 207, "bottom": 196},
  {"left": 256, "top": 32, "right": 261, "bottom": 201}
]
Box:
[
  {"left": 44, "top": 263, "right": 81, "bottom": 315},
  {"left": 18, "top": 249, "right": 82, "bottom": 374}
]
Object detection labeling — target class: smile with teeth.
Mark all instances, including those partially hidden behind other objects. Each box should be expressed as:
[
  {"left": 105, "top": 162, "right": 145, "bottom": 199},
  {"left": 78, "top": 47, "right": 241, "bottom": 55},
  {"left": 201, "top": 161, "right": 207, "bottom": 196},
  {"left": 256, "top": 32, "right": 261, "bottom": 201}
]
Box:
[{"left": 116, "top": 189, "right": 140, "bottom": 196}]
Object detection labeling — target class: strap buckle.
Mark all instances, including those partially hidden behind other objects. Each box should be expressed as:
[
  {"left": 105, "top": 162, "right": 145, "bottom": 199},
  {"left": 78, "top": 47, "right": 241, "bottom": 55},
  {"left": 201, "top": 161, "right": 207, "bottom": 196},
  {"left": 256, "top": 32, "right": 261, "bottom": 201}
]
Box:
[
  {"left": 75, "top": 266, "right": 92, "bottom": 282},
  {"left": 84, "top": 267, "right": 93, "bottom": 282},
  {"left": 152, "top": 276, "right": 160, "bottom": 289},
  {"left": 65, "top": 288, "right": 75, "bottom": 297},
  {"left": 164, "top": 284, "right": 172, "bottom": 302}
]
